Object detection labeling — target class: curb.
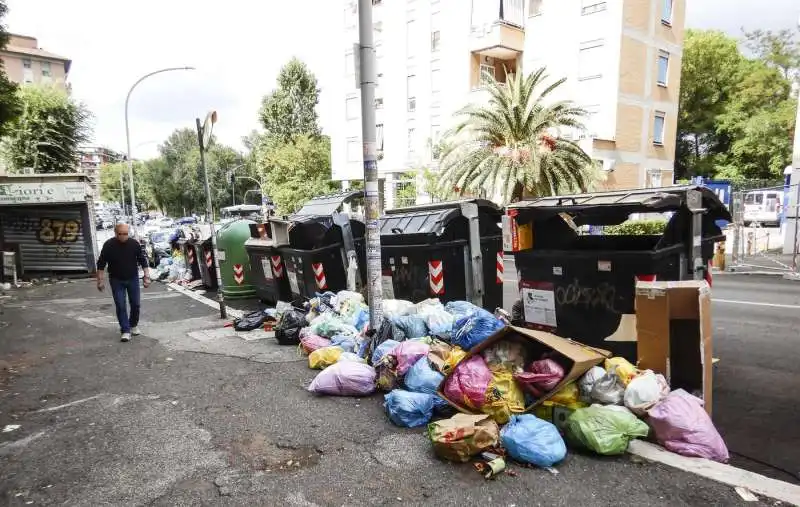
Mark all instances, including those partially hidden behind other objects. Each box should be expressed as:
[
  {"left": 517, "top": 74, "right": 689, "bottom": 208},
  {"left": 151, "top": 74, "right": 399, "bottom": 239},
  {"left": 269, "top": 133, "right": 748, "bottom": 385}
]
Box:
[
  {"left": 719, "top": 270, "right": 800, "bottom": 279},
  {"left": 166, "top": 282, "right": 244, "bottom": 319}
]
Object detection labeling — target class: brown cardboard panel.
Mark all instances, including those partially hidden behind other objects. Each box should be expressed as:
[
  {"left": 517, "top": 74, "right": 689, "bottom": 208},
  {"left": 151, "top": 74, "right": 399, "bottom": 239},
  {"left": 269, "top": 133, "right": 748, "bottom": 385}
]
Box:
[
  {"left": 635, "top": 290, "right": 671, "bottom": 375},
  {"left": 699, "top": 290, "right": 713, "bottom": 414}
]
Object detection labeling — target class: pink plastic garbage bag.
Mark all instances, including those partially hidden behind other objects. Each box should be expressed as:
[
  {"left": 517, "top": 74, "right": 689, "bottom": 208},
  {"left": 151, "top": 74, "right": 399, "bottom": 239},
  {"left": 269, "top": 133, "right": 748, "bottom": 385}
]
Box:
[
  {"left": 514, "top": 358, "right": 565, "bottom": 397},
  {"left": 647, "top": 389, "right": 729, "bottom": 462},
  {"left": 300, "top": 334, "right": 332, "bottom": 354},
  {"left": 307, "top": 361, "right": 377, "bottom": 396},
  {"left": 393, "top": 341, "right": 431, "bottom": 376},
  {"left": 443, "top": 354, "right": 493, "bottom": 410}
]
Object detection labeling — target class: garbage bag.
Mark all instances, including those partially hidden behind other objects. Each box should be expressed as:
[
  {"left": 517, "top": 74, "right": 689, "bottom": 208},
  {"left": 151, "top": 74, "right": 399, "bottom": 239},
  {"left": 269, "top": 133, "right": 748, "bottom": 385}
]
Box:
[
  {"left": 393, "top": 340, "right": 431, "bottom": 375},
  {"left": 647, "top": 389, "right": 729, "bottom": 462},
  {"left": 337, "top": 352, "right": 366, "bottom": 363},
  {"left": 404, "top": 357, "right": 444, "bottom": 395},
  {"left": 352, "top": 308, "right": 369, "bottom": 331},
  {"left": 371, "top": 339, "right": 400, "bottom": 366},
  {"left": 427, "top": 340, "right": 453, "bottom": 374},
  {"left": 384, "top": 390, "right": 435, "bottom": 428},
  {"left": 390, "top": 315, "right": 429, "bottom": 340},
  {"left": 275, "top": 309, "right": 308, "bottom": 346},
  {"left": 383, "top": 299, "right": 415, "bottom": 318},
  {"left": 549, "top": 382, "right": 581, "bottom": 406},
  {"left": 427, "top": 413, "right": 500, "bottom": 463},
  {"left": 605, "top": 357, "right": 640, "bottom": 386},
  {"left": 500, "top": 414, "right": 567, "bottom": 467},
  {"left": 308, "top": 312, "right": 358, "bottom": 338},
  {"left": 307, "top": 361, "right": 376, "bottom": 396},
  {"left": 333, "top": 290, "right": 364, "bottom": 313},
  {"left": 308, "top": 346, "right": 343, "bottom": 369},
  {"left": 452, "top": 314, "right": 504, "bottom": 350},
  {"left": 417, "top": 303, "right": 455, "bottom": 335},
  {"left": 623, "top": 370, "right": 670, "bottom": 415},
  {"left": 300, "top": 334, "right": 332, "bottom": 355},
  {"left": 444, "top": 301, "right": 494, "bottom": 321},
  {"left": 442, "top": 347, "right": 468, "bottom": 375},
  {"left": 591, "top": 370, "right": 626, "bottom": 405},
  {"left": 442, "top": 355, "right": 493, "bottom": 410},
  {"left": 375, "top": 354, "right": 402, "bottom": 392},
  {"left": 481, "top": 341, "right": 526, "bottom": 372},
  {"left": 330, "top": 334, "right": 357, "bottom": 353},
  {"left": 578, "top": 366, "right": 606, "bottom": 403},
  {"left": 514, "top": 358, "right": 566, "bottom": 397},
  {"left": 233, "top": 309, "right": 269, "bottom": 331},
  {"left": 482, "top": 368, "right": 526, "bottom": 424},
  {"left": 564, "top": 405, "right": 650, "bottom": 455},
  {"left": 433, "top": 395, "right": 454, "bottom": 416}
]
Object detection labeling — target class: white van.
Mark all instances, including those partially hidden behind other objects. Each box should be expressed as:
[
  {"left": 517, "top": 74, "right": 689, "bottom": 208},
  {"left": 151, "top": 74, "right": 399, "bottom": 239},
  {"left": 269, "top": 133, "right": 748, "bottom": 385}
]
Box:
[{"left": 743, "top": 190, "right": 783, "bottom": 227}]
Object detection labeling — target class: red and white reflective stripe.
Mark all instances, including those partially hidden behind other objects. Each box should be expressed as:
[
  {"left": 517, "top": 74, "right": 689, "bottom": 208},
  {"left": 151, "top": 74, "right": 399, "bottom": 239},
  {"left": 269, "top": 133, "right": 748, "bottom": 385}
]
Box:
[
  {"left": 205, "top": 250, "right": 213, "bottom": 268},
  {"left": 312, "top": 262, "right": 328, "bottom": 290},
  {"left": 635, "top": 274, "right": 657, "bottom": 282},
  {"left": 706, "top": 261, "right": 713, "bottom": 287},
  {"left": 429, "top": 260, "right": 444, "bottom": 295},
  {"left": 496, "top": 251, "right": 504, "bottom": 284},
  {"left": 187, "top": 248, "right": 195, "bottom": 265},
  {"left": 270, "top": 255, "right": 284, "bottom": 279},
  {"left": 233, "top": 264, "right": 245, "bottom": 285}
]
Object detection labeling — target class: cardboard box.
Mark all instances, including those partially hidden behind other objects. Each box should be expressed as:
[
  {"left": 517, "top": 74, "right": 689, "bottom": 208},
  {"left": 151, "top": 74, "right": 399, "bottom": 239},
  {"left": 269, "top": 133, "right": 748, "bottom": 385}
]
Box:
[
  {"left": 502, "top": 211, "right": 533, "bottom": 252},
  {"left": 437, "top": 326, "right": 609, "bottom": 416},
  {"left": 635, "top": 280, "right": 713, "bottom": 414}
]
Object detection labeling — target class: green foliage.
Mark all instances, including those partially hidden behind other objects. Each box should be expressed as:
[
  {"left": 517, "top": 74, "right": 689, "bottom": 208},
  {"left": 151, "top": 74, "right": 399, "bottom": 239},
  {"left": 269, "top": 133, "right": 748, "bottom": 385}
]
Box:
[
  {"left": 258, "top": 58, "right": 320, "bottom": 144},
  {"left": 0, "top": 84, "right": 91, "bottom": 173},
  {"left": 99, "top": 161, "right": 151, "bottom": 210},
  {"left": 743, "top": 28, "right": 800, "bottom": 84},
  {"left": 604, "top": 220, "right": 667, "bottom": 236},
  {"left": 257, "top": 134, "right": 336, "bottom": 215},
  {"left": 440, "top": 68, "right": 595, "bottom": 204},
  {"left": 395, "top": 171, "right": 417, "bottom": 207},
  {"left": 420, "top": 167, "right": 457, "bottom": 203},
  {"left": 0, "top": 0, "right": 21, "bottom": 138}
]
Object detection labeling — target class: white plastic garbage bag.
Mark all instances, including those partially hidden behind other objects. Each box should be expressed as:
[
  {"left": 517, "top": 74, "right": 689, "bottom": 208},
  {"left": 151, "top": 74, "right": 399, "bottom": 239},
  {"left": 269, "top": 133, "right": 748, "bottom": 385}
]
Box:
[
  {"left": 623, "top": 370, "right": 670, "bottom": 415},
  {"left": 382, "top": 299, "right": 415, "bottom": 318}
]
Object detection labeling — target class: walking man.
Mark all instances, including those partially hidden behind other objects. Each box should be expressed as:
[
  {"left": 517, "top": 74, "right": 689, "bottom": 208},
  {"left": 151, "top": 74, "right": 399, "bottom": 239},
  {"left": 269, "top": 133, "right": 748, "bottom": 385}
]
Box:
[{"left": 96, "top": 224, "right": 150, "bottom": 342}]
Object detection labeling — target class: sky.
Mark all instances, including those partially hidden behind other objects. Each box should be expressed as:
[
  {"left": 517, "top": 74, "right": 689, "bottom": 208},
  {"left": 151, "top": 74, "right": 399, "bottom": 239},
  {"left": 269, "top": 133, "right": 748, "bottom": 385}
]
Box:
[{"left": 4, "top": 0, "right": 799, "bottom": 160}]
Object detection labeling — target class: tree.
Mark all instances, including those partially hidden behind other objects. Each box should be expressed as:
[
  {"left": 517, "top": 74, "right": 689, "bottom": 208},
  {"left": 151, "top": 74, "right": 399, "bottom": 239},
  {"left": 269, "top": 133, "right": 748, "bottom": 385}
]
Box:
[
  {"left": 0, "top": 84, "right": 91, "bottom": 173},
  {"left": 0, "top": 0, "right": 21, "bottom": 138},
  {"left": 258, "top": 58, "right": 320, "bottom": 144},
  {"left": 257, "top": 134, "right": 336, "bottom": 214},
  {"left": 439, "top": 68, "right": 593, "bottom": 204},
  {"left": 420, "top": 167, "right": 457, "bottom": 203},
  {"left": 99, "top": 161, "right": 150, "bottom": 210},
  {"left": 743, "top": 28, "right": 800, "bottom": 85}
]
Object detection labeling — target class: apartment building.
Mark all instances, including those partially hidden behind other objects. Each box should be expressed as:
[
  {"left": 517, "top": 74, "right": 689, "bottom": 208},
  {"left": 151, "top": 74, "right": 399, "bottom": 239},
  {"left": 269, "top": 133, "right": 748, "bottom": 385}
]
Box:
[
  {"left": 78, "top": 146, "right": 123, "bottom": 198},
  {"left": 0, "top": 34, "right": 71, "bottom": 90},
  {"left": 332, "top": 0, "right": 685, "bottom": 207}
]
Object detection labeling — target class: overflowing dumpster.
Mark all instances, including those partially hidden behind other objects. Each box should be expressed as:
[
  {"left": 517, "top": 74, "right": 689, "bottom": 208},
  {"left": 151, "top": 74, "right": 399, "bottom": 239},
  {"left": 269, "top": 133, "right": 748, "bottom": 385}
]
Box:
[
  {"left": 504, "top": 185, "right": 731, "bottom": 361},
  {"left": 216, "top": 219, "right": 257, "bottom": 299},
  {"left": 244, "top": 222, "right": 291, "bottom": 305},
  {"left": 188, "top": 231, "right": 218, "bottom": 290},
  {"left": 379, "top": 199, "right": 504, "bottom": 311}
]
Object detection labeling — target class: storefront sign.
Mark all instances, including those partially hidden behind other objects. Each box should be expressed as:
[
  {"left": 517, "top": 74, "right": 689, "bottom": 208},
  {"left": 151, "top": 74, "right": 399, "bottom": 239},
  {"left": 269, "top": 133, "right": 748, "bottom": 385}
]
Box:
[{"left": 0, "top": 181, "right": 87, "bottom": 205}]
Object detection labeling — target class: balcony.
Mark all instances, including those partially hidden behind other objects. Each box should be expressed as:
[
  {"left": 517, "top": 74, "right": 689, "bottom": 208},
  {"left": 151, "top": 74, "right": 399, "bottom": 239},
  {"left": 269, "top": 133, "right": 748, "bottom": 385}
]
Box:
[{"left": 470, "top": 0, "right": 525, "bottom": 59}]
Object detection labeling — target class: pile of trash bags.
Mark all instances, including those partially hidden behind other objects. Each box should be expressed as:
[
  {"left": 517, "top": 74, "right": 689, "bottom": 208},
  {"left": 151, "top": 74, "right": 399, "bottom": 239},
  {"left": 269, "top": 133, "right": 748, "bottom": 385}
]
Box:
[{"left": 265, "top": 289, "right": 729, "bottom": 475}]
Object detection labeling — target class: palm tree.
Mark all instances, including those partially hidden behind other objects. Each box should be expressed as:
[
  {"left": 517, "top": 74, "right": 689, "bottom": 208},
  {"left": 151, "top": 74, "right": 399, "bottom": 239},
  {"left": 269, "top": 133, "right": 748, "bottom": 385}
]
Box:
[{"left": 440, "top": 68, "right": 595, "bottom": 204}]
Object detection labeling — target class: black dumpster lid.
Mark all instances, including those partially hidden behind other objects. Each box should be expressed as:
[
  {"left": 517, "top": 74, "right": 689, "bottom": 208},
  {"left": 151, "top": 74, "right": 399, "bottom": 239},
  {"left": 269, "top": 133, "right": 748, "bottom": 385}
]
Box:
[
  {"left": 291, "top": 190, "right": 364, "bottom": 218},
  {"left": 380, "top": 199, "right": 501, "bottom": 236},
  {"left": 507, "top": 185, "right": 732, "bottom": 221}
]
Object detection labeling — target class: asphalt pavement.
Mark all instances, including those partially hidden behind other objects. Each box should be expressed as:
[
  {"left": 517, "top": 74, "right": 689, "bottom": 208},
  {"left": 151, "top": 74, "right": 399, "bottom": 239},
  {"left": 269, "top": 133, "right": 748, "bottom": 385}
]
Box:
[{"left": 0, "top": 279, "right": 781, "bottom": 505}]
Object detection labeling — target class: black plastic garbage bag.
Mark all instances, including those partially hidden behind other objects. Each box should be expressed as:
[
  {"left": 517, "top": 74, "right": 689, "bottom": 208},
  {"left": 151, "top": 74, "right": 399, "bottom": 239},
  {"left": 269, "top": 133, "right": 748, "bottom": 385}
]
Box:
[
  {"left": 234, "top": 310, "right": 269, "bottom": 332},
  {"left": 275, "top": 309, "right": 308, "bottom": 345}
]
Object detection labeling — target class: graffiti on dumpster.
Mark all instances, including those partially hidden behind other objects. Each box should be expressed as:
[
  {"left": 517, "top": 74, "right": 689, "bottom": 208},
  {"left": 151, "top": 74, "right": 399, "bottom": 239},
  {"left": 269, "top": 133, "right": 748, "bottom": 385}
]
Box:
[{"left": 554, "top": 279, "right": 618, "bottom": 313}]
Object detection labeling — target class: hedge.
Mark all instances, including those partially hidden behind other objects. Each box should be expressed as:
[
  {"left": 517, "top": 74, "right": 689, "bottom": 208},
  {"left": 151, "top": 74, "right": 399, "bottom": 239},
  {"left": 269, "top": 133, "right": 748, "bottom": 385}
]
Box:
[{"left": 603, "top": 219, "right": 667, "bottom": 236}]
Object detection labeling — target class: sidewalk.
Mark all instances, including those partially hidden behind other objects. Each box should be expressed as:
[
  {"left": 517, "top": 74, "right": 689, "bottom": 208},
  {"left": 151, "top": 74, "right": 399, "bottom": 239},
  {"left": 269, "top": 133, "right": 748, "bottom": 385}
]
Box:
[{"left": 0, "top": 280, "right": 785, "bottom": 505}]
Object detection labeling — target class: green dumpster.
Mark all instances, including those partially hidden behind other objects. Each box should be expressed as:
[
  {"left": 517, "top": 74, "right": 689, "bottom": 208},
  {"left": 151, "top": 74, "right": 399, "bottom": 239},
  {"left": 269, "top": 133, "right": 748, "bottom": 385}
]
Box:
[{"left": 216, "top": 219, "right": 256, "bottom": 299}]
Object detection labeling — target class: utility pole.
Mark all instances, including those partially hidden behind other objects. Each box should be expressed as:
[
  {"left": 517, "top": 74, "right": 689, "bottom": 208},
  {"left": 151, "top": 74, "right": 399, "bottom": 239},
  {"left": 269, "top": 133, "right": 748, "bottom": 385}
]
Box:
[
  {"left": 196, "top": 112, "right": 226, "bottom": 319},
  {"left": 357, "top": 0, "right": 383, "bottom": 328}
]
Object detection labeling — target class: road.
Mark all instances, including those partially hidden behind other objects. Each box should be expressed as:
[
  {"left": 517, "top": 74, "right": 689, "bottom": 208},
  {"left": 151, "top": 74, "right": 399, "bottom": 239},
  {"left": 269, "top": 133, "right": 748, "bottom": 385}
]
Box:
[{"left": 0, "top": 280, "right": 780, "bottom": 505}]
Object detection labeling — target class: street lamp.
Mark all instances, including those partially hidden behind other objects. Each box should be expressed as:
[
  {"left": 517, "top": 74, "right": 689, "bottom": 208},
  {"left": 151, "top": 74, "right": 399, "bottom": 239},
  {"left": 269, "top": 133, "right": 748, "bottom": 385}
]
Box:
[
  {"left": 235, "top": 175, "right": 270, "bottom": 220},
  {"left": 226, "top": 163, "right": 247, "bottom": 206},
  {"left": 124, "top": 66, "right": 195, "bottom": 235}
]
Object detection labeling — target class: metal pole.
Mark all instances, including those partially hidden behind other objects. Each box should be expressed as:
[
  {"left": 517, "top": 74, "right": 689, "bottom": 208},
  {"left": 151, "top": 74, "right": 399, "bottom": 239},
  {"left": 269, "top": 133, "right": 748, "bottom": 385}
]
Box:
[
  {"left": 197, "top": 117, "right": 227, "bottom": 319},
  {"left": 793, "top": 182, "right": 799, "bottom": 273},
  {"left": 119, "top": 171, "right": 126, "bottom": 217},
  {"left": 232, "top": 177, "right": 236, "bottom": 207},
  {"left": 357, "top": 0, "right": 383, "bottom": 328}
]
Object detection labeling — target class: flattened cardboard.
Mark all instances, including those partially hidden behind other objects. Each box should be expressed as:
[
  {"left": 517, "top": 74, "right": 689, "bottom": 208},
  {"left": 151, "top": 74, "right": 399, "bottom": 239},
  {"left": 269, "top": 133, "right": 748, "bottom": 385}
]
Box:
[
  {"left": 437, "top": 326, "right": 610, "bottom": 417},
  {"left": 635, "top": 280, "right": 713, "bottom": 415}
]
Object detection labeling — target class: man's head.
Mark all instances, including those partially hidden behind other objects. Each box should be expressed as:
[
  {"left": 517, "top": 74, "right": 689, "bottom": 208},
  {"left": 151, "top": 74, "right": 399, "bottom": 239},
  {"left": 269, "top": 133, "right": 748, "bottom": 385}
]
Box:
[{"left": 114, "top": 224, "right": 130, "bottom": 242}]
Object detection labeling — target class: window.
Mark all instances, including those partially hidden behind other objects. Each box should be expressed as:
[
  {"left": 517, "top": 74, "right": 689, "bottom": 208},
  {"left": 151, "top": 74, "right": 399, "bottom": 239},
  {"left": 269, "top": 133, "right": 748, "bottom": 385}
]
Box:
[
  {"left": 346, "top": 96, "right": 359, "bottom": 120},
  {"left": 647, "top": 169, "right": 662, "bottom": 189},
  {"left": 346, "top": 138, "right": 361, "bottom": 162},
  {"left": 578, "top": 40, "right": 605, "bottom": 80},
  {"left": 431, "top": 31, "right": 441, "bottom": 52},
  {"left": 406, "top": 20, "right": 415, "bottom": 57},
  {"left": 657, "top": 50, "right": 669, "bottom": 86},
  {"left": 581, "top": 1, "right": 607, "bottom": 15},
  {"left": 479, "top": 64, "right": 495, "bottom": 87},
  {"left": 41, "top": 61, "right": 51, "bottom": 77},
  {"left": 431, "top": 69, "right": 442, "bottom": 103},
  {"left": 375, "top": 97, "right": 384, "bottom": 109},
  {"left": 661, "top": 0, "right": 673, "bottom": 25},
  {"left": 431, "top": 126, "right": 442, "bottom": 159},
  {"left": 653, "top": 111, "right": 666, "bottom": 145},
  {"left": 407, "top": 75, "right": 417, "bottom": 112},
  {"left": 376, "top": 123, "right": 384, "bottom": 154},
  {"left": 345, "top": 52, "right": 355, "bottom": 76},
  {"left": 344, "top": 1, "right": 357, "bottom": 29},
  {"left": 372, "top": 0, "right": 382, "bottom": 5},
  {"left": 22, "top": 58, "right": 31, "bottom": 69},
  {"left": 407, "top": 128, "right": 416, "bottom": 152},
  {"left": 529, "top": 0, "right": 543, "bottom": 16}
]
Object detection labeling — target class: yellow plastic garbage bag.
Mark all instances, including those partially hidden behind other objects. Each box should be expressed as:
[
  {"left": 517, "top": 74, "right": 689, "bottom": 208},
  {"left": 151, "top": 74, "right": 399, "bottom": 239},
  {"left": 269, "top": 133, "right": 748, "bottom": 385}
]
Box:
[
  {"left": 481, "top": 368, "right": 526, "bottom": 424},
  {"left": 604, "top": 357, "right": 640, "bottom": 386},
  {"left": 548, "top": 382, "right": 581, "bottom": 407},
  {"left": 442, "top": 346, "right": 468, "bottom": 375},
  {"left": 309, "top": 346, "right": 343, "bottom": 370}
]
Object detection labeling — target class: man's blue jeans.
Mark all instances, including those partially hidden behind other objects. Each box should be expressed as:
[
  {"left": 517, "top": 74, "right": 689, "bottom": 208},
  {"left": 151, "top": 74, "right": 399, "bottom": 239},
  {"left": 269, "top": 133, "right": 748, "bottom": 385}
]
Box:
[{"left": 109, "top": 277, "right": 140, "bottom": 333}]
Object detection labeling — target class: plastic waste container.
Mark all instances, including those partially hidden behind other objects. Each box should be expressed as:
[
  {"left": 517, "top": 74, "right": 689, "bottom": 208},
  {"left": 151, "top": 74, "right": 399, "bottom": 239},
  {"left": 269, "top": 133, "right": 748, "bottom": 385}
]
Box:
[
  {"left": 244, "top": 222, "right": 291, "bottom": 305},
  {"left": 190, "top": 235, "right": 218, "bottom": 290},
  {"left": 272, "top": 191, "right": 366, "bottom": 301},
  {"left": 505, "top": 185, "right": 731, "bottom": 361},
  {"left": 215, "top": 219, "right": 257, "bottom": 299},
  {"left": 379, "top": 199, "right": 504, "bottom": 311}
]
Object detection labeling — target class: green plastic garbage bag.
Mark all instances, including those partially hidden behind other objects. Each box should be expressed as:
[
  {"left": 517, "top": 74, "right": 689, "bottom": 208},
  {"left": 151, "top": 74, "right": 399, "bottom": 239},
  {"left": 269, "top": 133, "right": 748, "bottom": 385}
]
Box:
[{"left": 563, "top": 405, "right": 649, "bottom": 456}]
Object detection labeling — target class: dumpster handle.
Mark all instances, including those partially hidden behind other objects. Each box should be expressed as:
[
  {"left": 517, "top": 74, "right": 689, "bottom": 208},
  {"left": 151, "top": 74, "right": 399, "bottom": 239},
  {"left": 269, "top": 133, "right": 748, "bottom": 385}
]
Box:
[
  {"left": 391, "top": 227, "right": 403, "bottom": 234},
  {"left": 557, "top": 197, "right": 578, "bottom": 206}
]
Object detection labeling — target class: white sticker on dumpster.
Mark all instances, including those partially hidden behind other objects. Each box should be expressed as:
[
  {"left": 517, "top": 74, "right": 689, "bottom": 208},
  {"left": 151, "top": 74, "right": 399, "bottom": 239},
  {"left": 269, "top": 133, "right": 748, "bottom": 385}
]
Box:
[
  {"left": 382, "top": 275, "right": 395, "bottom": 299},
  {"left": 522, "top": 287, "right": 557, "bottom": 327},
  {"left": 260, "top": 258, "right": 274, "bottom": 281},
  {"left": 287, "top": 270, "right": 300, "bottom": 295},
  {"left": 216, "top": 250, "right": 226, "bottom": 262}
]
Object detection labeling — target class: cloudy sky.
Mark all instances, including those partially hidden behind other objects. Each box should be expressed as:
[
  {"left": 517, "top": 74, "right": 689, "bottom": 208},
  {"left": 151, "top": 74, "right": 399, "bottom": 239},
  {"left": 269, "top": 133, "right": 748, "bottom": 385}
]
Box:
[{"left": 5, "top": 0, "right": 799, "bottom": 159}]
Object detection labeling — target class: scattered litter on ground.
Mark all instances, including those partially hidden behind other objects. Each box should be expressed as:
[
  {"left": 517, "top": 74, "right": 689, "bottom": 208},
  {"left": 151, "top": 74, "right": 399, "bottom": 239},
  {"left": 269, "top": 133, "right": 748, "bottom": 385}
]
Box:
[{"left": 3, "top": 424, "right": 21, "bottom": 433}]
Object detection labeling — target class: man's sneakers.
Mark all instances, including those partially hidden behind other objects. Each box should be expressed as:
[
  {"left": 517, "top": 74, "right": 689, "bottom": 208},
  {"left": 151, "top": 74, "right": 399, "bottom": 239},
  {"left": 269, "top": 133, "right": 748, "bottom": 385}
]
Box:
[
  {"left": 131, "top": 326, "right": 141, "bottom": 336},
  {"left": 120, "top": 332, "right": 132, "bottom": 342}
]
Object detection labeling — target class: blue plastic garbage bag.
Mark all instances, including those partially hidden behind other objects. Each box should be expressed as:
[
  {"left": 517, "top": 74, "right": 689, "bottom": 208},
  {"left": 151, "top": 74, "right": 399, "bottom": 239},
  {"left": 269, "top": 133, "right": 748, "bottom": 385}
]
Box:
[
  {"left": 390, "top": 315, "right": 428, "bottom": 340},
  {"left": 383, "top": 390, "right": 435, "bottom": 428},
  {"left": 330, "top": 334, "right": 357, "bottom": 353},
  {"left": 500, "top": 414, "right": 567, "bottom": 468},
  {"left": 353, "top": 308, "right": 369, "bottom": 331},
  {"left": 433, "top": 394, "right": 454, "bottom": 415},
  {"left": 404, "top": 357, "right": 444, "bottom": 395},
  {"left": 444, "top": 301, "right": 494, "bottom": 321},
  {"left": 452, "top": 314, "right": 505, "bottom": 350},
  {"left": 371, "top": 339, "right": 400, "bottom": 366}
]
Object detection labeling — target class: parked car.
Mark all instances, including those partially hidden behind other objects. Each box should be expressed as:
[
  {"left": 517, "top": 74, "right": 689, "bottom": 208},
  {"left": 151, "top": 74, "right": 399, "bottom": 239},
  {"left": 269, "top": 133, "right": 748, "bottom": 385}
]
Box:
[
  {"left": 144, "top": 230, "right": 172, "bottom": 267},
  {"left": 155, "top": 217, "right": 175, "bottom": 228},
  {"left": 743, "top": 190, "right": 783, "bottom": 227}
]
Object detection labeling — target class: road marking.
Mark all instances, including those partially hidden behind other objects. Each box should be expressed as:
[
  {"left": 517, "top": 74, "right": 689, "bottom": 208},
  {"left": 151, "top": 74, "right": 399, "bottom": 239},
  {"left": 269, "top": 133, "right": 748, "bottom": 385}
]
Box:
[
  {"left": 628, "top": 441, "right": 800, "bottom": 505},
  {"left": 714, "top": 298, "right": 800, "bottom": 310},
  {"left": 35, "top": 394, "right": 102, "bottom": 413},
  {"left": 167, "top": 283, "right": 243, "bottom": 319}
]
